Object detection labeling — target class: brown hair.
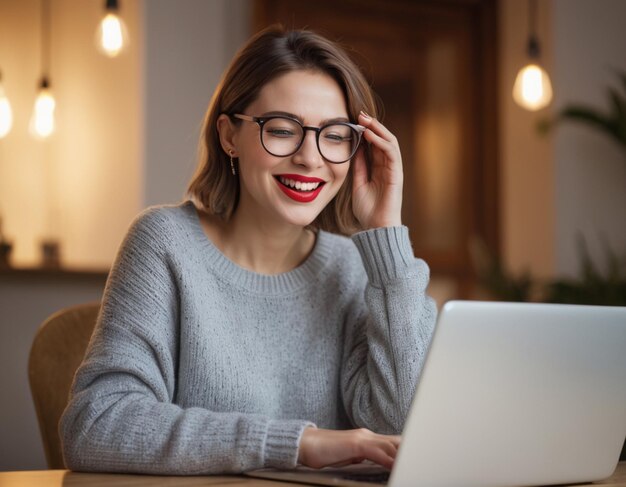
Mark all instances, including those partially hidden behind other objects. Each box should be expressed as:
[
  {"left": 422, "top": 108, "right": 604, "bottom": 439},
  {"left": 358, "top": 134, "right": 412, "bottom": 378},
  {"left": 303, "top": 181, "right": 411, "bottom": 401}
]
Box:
[{"left": 186, "top": 25, "right": 379, "bottom": 235}]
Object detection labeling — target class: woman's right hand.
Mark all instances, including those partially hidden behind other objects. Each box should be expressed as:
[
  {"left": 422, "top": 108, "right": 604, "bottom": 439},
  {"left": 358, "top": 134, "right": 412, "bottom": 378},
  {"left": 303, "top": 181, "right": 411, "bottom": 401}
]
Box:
[{"left": 297, "top": 427, "right": 401, "bottom": 470}]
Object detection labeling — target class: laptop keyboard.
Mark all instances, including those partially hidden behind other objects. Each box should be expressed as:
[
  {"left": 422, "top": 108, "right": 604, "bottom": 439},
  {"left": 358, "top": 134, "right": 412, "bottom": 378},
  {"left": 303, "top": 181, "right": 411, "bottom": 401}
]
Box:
[{"left": 340, "top": 470, "right": 391, "bottom": 484}]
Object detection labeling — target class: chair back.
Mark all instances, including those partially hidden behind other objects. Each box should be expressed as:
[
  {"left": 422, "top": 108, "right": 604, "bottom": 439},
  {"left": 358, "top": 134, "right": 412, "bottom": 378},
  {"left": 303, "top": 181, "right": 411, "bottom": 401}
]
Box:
[{"left": 28, "top": 302, "right": 100, "bottom": 469}]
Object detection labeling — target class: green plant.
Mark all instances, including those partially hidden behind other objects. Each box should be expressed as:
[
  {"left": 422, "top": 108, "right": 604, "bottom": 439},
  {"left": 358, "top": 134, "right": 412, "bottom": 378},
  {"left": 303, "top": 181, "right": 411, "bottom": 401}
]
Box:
[
  {"left": 470, "top": 235, "right": 626, "bottom": 306},
  {"left": 545, "top": 235, "right": 626, "bottom": 306},
  {"left": 469, "top": 237, "right": 533, "bottom": 302}
]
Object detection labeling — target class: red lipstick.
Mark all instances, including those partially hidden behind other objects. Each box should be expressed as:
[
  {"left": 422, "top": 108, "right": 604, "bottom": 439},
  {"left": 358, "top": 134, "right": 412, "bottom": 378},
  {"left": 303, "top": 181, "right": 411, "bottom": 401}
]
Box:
[{"left": 274, "top": 174, "right": 326, "bottom": 203}]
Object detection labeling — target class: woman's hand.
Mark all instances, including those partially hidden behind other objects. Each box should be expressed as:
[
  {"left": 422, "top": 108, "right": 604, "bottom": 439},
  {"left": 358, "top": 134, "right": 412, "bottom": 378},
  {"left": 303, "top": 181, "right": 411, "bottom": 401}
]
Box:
[
  {"left": 351, "top": 111, "right": 404, "bottom": 230},
  {"left": 298, "top": 427, "right": 401, "bottom": 470}
]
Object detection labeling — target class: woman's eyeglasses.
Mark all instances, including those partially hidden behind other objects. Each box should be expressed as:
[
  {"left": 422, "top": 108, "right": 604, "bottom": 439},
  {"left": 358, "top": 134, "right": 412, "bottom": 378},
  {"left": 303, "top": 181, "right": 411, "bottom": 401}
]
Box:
[{"left": 232, "top": 114, "right": 365, "bottom": 164}]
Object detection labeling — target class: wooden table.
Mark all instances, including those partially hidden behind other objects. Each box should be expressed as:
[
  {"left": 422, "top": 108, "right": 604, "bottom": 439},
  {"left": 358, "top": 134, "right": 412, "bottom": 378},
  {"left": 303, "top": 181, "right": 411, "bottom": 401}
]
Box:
[
  {"left": 0, "top": 470, "right": 278, "bottom": 486},
  {"left": 1, "top": 463, "right": 626, "bottom": 486}
]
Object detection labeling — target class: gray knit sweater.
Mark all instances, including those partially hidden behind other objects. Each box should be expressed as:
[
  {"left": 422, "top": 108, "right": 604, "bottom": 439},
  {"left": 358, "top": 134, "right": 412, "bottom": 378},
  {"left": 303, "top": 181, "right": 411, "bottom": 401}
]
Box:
[{"left": 59, "top": 200, "right": 437, "bottom": 475}]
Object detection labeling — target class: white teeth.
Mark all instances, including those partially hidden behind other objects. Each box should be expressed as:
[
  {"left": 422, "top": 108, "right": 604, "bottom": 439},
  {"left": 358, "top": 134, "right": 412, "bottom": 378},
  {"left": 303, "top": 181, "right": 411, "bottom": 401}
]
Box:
[{"left": 278, "top": 176, "right": 321, "bottom": 192}]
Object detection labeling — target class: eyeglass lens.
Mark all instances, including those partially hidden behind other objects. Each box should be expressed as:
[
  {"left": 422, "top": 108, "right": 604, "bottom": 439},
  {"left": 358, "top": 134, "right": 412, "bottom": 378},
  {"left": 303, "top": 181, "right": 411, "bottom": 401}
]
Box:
[{"left": 261, "top": 117, "right": 359, "bottom": 163}]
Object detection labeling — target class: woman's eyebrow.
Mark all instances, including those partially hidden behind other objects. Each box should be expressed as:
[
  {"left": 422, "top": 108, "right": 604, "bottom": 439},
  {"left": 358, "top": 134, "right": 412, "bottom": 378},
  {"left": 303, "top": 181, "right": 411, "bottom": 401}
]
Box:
[
  {"left": 322, "top": 116, "right": 350, "bottom": 124},
  {"left": 260, "top": 111, "right": 350, "bottom": 125},
  {"left": 260, "top": 110, "right": 300, "bottom": 120}
]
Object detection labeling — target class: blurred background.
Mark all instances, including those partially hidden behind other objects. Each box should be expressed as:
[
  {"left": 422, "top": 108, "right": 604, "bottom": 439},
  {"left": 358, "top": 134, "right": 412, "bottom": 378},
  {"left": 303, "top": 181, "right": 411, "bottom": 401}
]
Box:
[{"left": 0, "top": 0, "right": 624, "bottom": 471}]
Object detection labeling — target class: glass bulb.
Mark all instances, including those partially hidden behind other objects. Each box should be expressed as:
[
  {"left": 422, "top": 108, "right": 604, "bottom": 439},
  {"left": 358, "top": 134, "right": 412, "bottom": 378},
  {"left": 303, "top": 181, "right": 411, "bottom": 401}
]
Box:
[
  {"left": 96, "top": 12, "right": 128, "bottom": 57},
  {"left": 30, "top": 87, "right": 56, "bottom": 139},
  {"left": 0, "top": 83, "right": 13, "bottom": 138},
  {"left": 513, "top": 63, "right": 553, "bottom": 111}
]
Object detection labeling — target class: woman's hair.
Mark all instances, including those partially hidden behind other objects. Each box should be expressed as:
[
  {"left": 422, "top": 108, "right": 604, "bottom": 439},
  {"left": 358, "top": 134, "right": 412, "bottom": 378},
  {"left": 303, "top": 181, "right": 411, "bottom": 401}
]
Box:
[{"left": 186, "top": 25, "right": 379, "bottom": 235}]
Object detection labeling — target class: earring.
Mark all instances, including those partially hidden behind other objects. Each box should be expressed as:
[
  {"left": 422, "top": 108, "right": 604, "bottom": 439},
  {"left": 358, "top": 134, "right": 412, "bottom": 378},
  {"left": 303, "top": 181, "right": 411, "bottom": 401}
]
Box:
[{"left": 229, "top": 150, "right": 236, "bottom": 176}]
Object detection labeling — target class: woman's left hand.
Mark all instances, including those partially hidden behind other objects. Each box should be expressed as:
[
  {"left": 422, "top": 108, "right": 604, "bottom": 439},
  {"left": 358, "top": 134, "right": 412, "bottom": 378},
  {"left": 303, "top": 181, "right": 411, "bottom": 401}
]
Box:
[{"left": 351, "top": 111, "right": 404, "bottom": 230}]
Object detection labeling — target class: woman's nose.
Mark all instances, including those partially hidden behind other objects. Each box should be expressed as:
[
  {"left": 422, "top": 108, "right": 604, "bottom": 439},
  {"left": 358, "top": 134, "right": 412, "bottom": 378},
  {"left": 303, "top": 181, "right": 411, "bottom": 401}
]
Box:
[{"left": 292, "top": 129, "right": 324, "bottom": 168}]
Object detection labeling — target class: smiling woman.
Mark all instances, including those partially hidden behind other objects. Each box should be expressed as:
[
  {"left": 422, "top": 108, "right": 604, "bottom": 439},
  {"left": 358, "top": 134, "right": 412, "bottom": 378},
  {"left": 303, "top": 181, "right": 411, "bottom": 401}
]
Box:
[
  {"left": 214, "top": 70, "right": 354, "bottom": 231},
  {"left": 58, "top": 26, "right": 437, "bottom": 475},
  {"left": 188, "top": 28, "right": 379, "bottom": 235}
]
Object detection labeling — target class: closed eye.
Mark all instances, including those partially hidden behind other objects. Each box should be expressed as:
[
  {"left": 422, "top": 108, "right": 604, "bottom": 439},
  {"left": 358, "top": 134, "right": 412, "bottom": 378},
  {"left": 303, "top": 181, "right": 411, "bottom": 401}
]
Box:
[
  {"left": 266, "top": 129, "right": 298, "bottom": 138},
  {"left": 324, "top": 133, "right": 352, "bottom": 143}
]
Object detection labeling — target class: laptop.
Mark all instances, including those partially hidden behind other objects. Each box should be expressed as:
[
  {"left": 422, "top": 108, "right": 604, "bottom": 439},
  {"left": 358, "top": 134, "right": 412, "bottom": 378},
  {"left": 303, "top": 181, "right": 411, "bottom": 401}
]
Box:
[{"left": 247, "top": 300, "right": 626, "bottom": 487}]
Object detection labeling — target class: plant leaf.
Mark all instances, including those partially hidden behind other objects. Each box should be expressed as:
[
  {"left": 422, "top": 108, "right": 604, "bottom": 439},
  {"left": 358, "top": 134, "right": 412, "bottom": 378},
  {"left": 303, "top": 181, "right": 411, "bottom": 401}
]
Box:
[
  {"left": 608, "top": 88, "right": 626, "bottom": 142},
  {"left": 559, "top": 106, "right": 625, "bottom": 146},
  {"left": 615, "top": 68, "right": 626, "bottom": 97}
]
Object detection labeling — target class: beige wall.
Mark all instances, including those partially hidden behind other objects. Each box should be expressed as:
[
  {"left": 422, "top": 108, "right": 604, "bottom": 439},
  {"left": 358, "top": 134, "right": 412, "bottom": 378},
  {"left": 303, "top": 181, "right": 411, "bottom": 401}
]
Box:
[
  {"left": 0, "top": 0, "right": 142, "bottom": 269},
  {"left": 142, "top": 0, "right": 251, "bottom": 207}
]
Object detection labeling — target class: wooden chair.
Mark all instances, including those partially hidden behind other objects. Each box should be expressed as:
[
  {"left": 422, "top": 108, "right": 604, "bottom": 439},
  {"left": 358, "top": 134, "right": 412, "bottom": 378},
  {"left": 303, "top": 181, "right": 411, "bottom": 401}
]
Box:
[{"left": 28, "top": 302, "right": 100, "bottom": 469}]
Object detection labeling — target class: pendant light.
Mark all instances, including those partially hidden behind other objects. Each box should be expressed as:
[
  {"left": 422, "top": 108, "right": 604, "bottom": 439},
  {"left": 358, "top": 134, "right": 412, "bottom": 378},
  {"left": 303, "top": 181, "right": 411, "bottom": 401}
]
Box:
[
  {"left": 0, "top": 70, "right": 13, "bottom": 138},
  {"left": 95, "top": 0, "right": 128, "bottom": 57},
  {"left": 30, "top": 0, "right": 56, "bottom": 139},
  {"left": 513, "top": 0, "right": 553, "bottom": 111}
]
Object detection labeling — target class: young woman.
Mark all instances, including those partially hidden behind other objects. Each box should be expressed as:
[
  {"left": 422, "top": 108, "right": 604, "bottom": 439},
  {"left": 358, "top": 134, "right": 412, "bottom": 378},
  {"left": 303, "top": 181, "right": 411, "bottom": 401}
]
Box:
[{"left": 60, "top": 26, "right": 437, "bottom": 475}]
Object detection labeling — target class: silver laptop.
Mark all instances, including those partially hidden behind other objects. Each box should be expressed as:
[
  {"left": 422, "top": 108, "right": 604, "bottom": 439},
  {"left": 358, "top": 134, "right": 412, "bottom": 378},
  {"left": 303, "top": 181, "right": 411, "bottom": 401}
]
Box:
[{"left": 248, "top": 300, "right": 626, "bottom": 487}]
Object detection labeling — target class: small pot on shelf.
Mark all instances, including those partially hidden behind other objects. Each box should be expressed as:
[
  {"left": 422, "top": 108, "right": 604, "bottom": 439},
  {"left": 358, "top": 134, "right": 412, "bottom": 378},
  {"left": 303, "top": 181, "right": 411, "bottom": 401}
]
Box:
[
  {"left": 0, "top": 239, "right": 12, "bottom": 269},
  {"left": 41, "top": 239, "right": 61, "bottom": 269}
]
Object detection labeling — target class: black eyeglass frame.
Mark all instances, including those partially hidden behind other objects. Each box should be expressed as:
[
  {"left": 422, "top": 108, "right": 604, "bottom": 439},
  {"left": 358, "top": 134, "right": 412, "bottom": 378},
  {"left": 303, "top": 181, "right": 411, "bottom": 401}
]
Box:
[{"left": 231, "top": 113, "right": 365, "bottom": 164}]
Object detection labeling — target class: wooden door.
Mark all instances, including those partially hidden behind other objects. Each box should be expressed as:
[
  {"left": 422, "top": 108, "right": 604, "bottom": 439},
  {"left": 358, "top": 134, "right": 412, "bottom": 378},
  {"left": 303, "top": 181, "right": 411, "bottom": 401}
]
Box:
[{"left": 254, "top": 0, "right": 499, "bottom": 302}]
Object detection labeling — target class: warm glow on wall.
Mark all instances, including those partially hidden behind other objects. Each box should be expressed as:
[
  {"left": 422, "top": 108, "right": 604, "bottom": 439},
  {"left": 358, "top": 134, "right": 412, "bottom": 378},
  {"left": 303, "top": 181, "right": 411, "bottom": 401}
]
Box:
[{"left": 96, "top": 0, "right": 128, "bottom": 57}]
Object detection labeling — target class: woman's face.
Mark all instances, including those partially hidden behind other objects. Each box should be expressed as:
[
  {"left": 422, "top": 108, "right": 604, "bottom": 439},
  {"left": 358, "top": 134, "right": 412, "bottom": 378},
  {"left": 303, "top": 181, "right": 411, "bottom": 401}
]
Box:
[{"left": 230, "top": 70, "right": 352, "bottom": 229}]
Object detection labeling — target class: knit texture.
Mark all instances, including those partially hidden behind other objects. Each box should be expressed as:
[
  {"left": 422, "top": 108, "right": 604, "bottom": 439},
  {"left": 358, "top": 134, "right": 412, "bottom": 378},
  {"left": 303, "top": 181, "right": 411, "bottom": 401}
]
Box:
[{"left": 59, "top": 200, "right": 437, "bottom": 475}]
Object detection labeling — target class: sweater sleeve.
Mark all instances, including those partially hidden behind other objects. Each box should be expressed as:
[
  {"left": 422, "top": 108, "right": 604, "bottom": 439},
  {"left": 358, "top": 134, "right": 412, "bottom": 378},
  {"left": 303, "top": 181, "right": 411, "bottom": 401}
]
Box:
[
  {"left": 341, "top": 226, "right": 438, "bottom": 434},
  {"left": 59, "top": 209, "right": 312, "bottom": 475}
]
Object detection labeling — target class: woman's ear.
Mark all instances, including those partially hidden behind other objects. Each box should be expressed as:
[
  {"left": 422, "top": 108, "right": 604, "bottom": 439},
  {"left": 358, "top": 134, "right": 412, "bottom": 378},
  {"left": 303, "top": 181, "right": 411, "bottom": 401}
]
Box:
[{"left": 216, "top": 114, "right": 238, "bottom": 156}]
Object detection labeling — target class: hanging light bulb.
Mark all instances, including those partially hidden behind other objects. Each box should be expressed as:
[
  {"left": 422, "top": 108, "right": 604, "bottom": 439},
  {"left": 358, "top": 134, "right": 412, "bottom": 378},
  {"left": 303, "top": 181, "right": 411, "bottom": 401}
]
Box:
[
  {"left": 513, "top": 0, "right": 553, "bottom": 111},
  {"left": 95, "top": 0, "right": 128, "bottom": 57},
  {"left": 513, "top": 63, "right": 553, "bottom": 111},
  {"left": 30, "top": 76, "right": 56, "bottom": 139},
  {"left": 0, "top": 71, "right": 13, "bottom": 138}
]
